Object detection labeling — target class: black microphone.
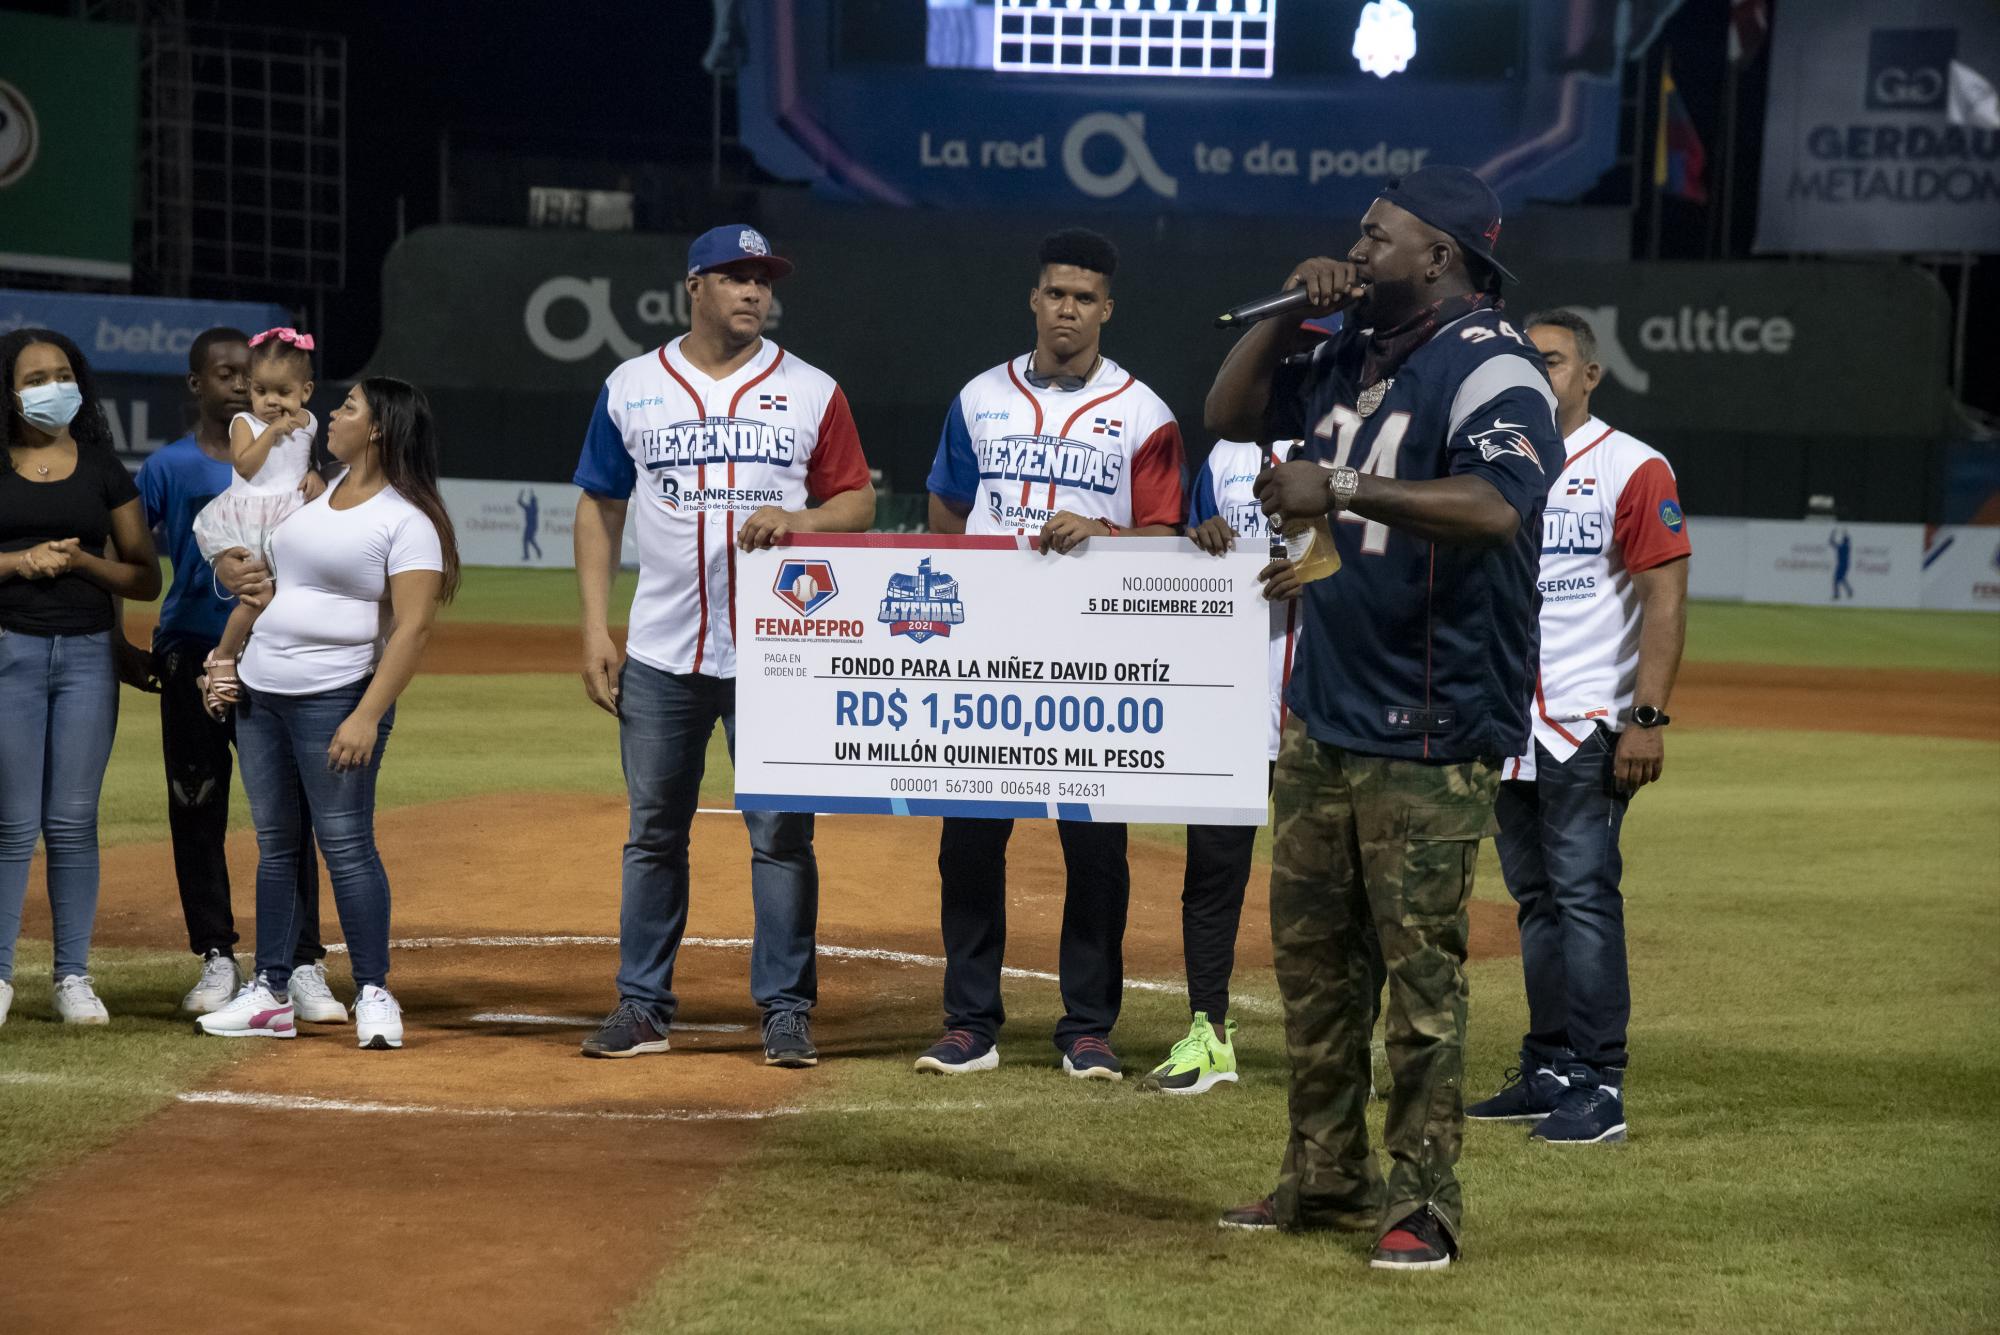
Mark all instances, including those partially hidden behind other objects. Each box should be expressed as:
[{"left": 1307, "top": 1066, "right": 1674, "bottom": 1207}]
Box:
[{"left": 1213, "top": 286, "right": 1314, "bottom": 329}]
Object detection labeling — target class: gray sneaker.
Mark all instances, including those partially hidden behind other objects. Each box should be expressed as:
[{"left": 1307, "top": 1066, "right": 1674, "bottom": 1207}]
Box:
[
  {"left": 288, "top": 962, "right": 349, "bottom": 1023},
  {"left": 763, "top": 1011, "right": 818, "bottom": 1068},
  {"left": 55, "top": 974, "right": 110, "bottom": 1025},
  {"left": 182, "top": 950, "right": 242, "bottom": 1015}
]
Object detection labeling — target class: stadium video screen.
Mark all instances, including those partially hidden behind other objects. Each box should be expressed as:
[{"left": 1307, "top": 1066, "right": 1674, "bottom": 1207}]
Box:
[
  {"left": 837, "top": 2, "right": 1527, "bottom": 83},
  {"left": 939, "top": 0, "right": 1278, "bottom": 80}
]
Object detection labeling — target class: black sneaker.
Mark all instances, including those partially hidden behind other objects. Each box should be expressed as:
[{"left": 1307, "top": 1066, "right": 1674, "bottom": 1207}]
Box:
[
  {"left": 1466, "top": 1063, "right": 1569, "bottom": 1121},
  {"left": 1216, "top": 1194, "right": 1279, "bottom": 1232},
  {"left": 1369, "top": 1208, "right": 1457, "bottom": 1271},
  {"left": 913, "top": 1028, "right": 998, "bottom": 1074},
  {"left": 763, "top": 1010, "right": 818, "bottom": 1068},
  {"left": 580, "top": 1000, "right": 671, "bottom": 1058}
]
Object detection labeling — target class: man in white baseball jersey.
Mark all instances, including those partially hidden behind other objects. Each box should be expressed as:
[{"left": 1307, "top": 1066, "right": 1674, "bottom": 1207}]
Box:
[
  {"left": 572, "top": 224, "right": 875, "bottom": 1067},
  {"left": 915, "top": 227, "right": 1185, "bottom": 1081},
  {"left": 1466, "top": 307, "right": 1689, "bottom": 1144}
]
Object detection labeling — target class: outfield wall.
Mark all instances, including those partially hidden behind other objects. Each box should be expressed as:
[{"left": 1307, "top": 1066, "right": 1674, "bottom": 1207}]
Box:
[{"left": 440, "top": 479, "right": 1998, "bottom": 614}]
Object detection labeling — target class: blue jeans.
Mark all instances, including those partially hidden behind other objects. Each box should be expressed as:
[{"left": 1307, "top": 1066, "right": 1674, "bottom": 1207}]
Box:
[
  {"left": 1493, "top": 726, "right": 1632, "bottom": 1073},
  {"left": 0, "top": 629, "right": 118, "bottom": 982},
  {"left": 616, "top": 659, "right": 818, "bottom": 1029},
  {"left": 235, "top": 681, "right": 395, "bottom": 993}
]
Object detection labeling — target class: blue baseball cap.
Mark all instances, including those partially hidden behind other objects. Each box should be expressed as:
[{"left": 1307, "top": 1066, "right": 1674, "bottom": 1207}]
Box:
[
  {"left": 1376, "top": 166, "right": 1517, "bottom": 284},
  {"left": 687, "top": 224, "right": 794, "bottom": 279}
]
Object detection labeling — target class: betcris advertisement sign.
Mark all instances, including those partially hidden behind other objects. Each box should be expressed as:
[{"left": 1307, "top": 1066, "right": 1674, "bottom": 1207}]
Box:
[
  {"left": 0, "top": 289, "right": 291, "bottom": 375},
  {"left": 1756, "top": 0, "right": 2000, "bottom": 253},
  {"left": 1, "top": 289, "right": 291, "bottom": 461}
]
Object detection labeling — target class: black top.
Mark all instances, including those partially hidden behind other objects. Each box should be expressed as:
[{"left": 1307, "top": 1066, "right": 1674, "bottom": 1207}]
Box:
[{"left": 0, "top": 447, "right": 142, "bottom": 635}]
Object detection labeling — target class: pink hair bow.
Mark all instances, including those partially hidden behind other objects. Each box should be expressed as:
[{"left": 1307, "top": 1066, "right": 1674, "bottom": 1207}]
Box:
[{"left": 249, "top": 327, "right": 315, "bottom": 351}]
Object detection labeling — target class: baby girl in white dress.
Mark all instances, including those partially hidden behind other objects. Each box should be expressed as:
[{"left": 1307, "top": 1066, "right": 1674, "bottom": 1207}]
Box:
[{"left": 191, "top": 326, "right": 326, "bottom": 715}]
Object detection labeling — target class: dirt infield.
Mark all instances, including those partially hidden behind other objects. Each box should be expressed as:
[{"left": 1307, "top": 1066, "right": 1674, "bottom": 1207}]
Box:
[{"left": 3, "top": 795, "right": 1517, "bottom": 1334}]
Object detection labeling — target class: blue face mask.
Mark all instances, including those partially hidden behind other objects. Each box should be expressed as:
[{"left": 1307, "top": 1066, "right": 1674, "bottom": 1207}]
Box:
[{"left": 14, "top": 381, "right": 83, "bottom": 433}]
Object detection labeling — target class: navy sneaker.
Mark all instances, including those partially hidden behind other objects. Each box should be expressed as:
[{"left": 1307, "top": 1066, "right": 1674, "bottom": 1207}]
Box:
[
  {"left": 763, "top": 1010, "right": 819, "bottom": 1068},
  {"left": 1466, "top": 1062, "right": 1569, "bottom": 1122},
  {"left": 1369, "top": 1207, "right": 1457, "bottom": 1271},
  {"left": 1531, "top": 1073, "right": 1627, "bottom": 1145},
  {"left": 1061, "top": 1034, "right": 1122, "bottom": 1081},
  {"left": 580, "top": 1000, "right": 671, "bottom": 1058},
  {"left": 913, "top": 1028, "right": 998, "bottom": 1075}
]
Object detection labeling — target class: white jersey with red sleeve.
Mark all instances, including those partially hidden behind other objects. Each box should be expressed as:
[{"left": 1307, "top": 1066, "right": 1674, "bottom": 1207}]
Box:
[
  {"left": 925, "top": 353, "right": 1184, "bottom": 536},
  {"left": 1511, "top": 415, "right": 1691, "bottom": 780},
  {"left": 1190, "top": 439, "right": 1300, "bottom": 761},
  {"left": 572, "top": 334, "right": 871, "bottom": 680}
]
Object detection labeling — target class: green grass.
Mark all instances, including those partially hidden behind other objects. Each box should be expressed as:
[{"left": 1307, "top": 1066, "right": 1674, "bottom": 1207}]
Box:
[
  {"left": 0, "top": 943, "right": 246, "bottom": 1208},
  {"left": 1685, "top": 602, "right": 2000, "bottom": 673},
  {"left": 618, "top": 726, "right": 2000, "bottom": 1334}
]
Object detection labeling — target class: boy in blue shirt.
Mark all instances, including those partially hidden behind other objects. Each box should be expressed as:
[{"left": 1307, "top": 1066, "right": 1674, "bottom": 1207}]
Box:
[{"left": 125, "top": 328, "right": 332, "bottom": 1019}]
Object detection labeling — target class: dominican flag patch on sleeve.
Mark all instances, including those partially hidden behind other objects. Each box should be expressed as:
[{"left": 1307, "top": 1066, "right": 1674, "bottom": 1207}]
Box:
[
  {"left": 1091, "top": 417, "right": 1123, "bottom": 438},
  {"left": 758, "top": 393, "right": 789, "bottom": 412},
  {"left": 1565, "top": 476, "right": 1597, "bottom": 496}
]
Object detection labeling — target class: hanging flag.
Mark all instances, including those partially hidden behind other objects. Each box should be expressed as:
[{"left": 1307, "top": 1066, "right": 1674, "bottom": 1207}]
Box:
[
  {"left": 1727, "top": 0, "right": 1770, "bottom": 67},
  {"left": 1655, "top": 54, "right": 1709, "bottom": 204},
  {"left": 1948, "top": 59, "right": 2000, "bottom": 129}
]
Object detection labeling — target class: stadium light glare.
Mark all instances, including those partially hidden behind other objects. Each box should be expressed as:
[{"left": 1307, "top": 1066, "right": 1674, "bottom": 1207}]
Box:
[{"left": 1353, "top": 0, "right": 1417, "bottom": 79}]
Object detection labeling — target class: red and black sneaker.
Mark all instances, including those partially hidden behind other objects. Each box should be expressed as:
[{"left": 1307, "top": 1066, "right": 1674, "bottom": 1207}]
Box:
[
  {"left": 1369, "top": 1208, "right": 1457, "bottom": 1271},
  {"left": 1216, "top": 1194, "right": 1279, "bottom": 1232}
]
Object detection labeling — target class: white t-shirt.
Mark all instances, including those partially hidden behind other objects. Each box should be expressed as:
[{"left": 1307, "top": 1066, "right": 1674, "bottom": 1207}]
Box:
[
  {"left": 571, "top": 337, "right": 872, "bottom": 680},
  {"left": 229, "top": 410, "right": 314, "bottom": 495},
  {"left": 240, "top": 473, "right": 446, "bottom": 696},
  {"left": 1190, "top": 440, "right": 1300, "bottom": 761},
  {"left": 1508, "top": 415, "right": 1690, "bottom": 780}
]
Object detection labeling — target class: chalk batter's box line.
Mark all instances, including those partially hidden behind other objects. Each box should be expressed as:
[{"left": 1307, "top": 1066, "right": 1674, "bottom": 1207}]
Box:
[{"left": 735, "top": 793, "right": 1268, "bottom": 826}]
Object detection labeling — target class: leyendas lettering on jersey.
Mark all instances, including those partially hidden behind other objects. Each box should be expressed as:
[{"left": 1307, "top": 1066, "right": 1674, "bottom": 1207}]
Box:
[
  {"left": 973, "top": 434, "right": 1126, "bottom": 494},
  {"left": 640, "top": 417, "right": 800, "bottom": 468}
]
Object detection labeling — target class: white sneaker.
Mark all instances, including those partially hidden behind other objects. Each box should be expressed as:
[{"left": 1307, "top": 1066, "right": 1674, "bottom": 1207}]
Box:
[
  {"left": 181, "top": 950, "right": 243, "bottom": 1015},
  {"left": 354, "top": 985, "right": 403, "bottom": 1050},
  {"left": 0, "top": 978, "right": 13, "bottom": 1027},
  {"left": 288, "top": 962, "right": 349, "bottom": 1023},
  {"left": 54, "top": 974, "right": 110, "bottom": 1025},
  {"left": 194, "top": 977, "right": 295, "bottom": 1038}
]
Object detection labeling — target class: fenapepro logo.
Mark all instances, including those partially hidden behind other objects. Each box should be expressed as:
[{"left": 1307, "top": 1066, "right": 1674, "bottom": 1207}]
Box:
[
  {"left": 1866, "top": 29, "right": 1955, "bottom": 112},
  {"left": 773, "top": 559, "right": 838, "bottom": 616}
]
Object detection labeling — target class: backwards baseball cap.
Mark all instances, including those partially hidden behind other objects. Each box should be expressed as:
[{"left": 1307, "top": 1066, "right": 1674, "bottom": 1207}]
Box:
[
  {"left": 687, "top": 224, "right": 794, "bottom": 280},
  {"left": 1377, "top": 166, "right": 1516, "bottom": 285}
]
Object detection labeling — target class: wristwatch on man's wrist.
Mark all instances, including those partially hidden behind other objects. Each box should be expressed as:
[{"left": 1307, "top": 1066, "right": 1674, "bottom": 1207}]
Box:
[
  {"left": 1631, "top": 704, "right": 1671, "bottom": 728},
  {"left": 1326, "top": 465, "right": 1361, "bottom": 513}
]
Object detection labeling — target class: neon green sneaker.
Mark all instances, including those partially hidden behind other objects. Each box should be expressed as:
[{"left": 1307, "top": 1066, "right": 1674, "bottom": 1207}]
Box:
[{"left": 1139, "top": 1012, "right": 1238, "bottom": 1095}]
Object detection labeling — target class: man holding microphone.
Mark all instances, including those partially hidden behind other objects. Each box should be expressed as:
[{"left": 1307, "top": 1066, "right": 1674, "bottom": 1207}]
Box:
[{"left": 1206, "top": 167, "right": 1560, "bottom": 1270}]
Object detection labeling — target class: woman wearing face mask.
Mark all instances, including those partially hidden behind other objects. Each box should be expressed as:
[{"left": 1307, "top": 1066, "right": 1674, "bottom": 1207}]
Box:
[
  {"left": 195, "top": 377, "right": 458, "bottom": 1051},
  {"left": 0, "top": 329, "right": 163, "bottom": 1028}
]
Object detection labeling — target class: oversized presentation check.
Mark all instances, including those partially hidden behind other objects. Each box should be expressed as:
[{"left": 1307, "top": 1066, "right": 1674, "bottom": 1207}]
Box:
[{"left": 735, "top": 535, "right": 1270, "bottom": 824}]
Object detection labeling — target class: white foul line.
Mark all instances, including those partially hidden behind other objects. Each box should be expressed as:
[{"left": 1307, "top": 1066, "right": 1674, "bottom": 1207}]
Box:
[
  {"left": 172, "top": 1088, "right": 1088, "bottom": 1125},
  {"left": 323, "top": 934, "right": 1277, "bottom": 1016}
]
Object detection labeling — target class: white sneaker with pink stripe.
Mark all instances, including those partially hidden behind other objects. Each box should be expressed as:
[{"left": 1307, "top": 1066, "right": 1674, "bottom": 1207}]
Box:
[{"left": 194, "top": 978, "right": 296, "bottom": 1039}]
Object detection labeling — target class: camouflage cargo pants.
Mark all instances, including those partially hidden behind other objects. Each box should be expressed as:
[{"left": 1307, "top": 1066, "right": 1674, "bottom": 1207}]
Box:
[{"left": 1269, "top": 719, "right": 1500, "bottom": 1248}]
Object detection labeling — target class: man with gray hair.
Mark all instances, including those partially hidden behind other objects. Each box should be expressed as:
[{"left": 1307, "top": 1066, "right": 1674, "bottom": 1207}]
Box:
[{"left": 1465, "top": 306, "right": 1690, "bottom": 1146}]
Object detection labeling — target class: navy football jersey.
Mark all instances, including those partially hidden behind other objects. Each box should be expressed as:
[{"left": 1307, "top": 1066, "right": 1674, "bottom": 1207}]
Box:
[{"left": 1265, "top": 305, "right": 1561, "bottom": 763}]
